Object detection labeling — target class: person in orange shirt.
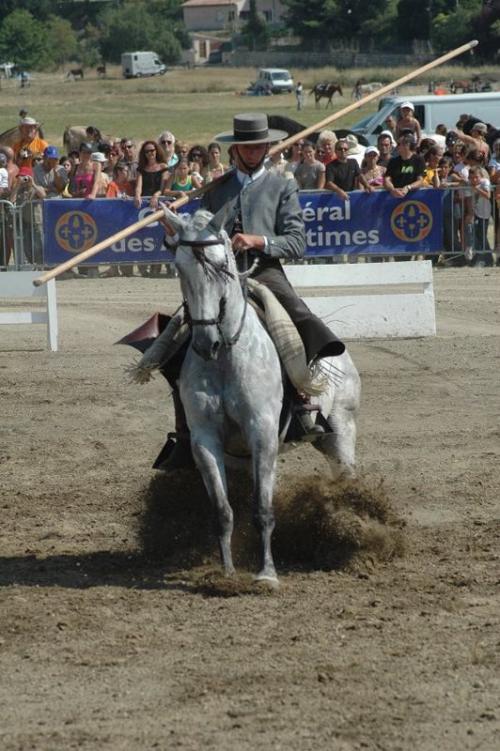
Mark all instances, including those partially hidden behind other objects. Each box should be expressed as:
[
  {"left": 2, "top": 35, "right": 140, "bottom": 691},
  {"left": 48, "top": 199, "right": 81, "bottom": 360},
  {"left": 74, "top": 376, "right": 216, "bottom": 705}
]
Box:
[{"left": 12, "top": 117, "right": 48, "bottom": 166}]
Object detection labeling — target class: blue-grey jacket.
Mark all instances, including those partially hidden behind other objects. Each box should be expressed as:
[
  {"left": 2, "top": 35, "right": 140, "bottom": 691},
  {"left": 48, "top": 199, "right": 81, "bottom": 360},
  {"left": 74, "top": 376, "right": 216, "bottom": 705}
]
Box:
[{"left": 202, "top": 170, "right": 305, "bottom": 262}]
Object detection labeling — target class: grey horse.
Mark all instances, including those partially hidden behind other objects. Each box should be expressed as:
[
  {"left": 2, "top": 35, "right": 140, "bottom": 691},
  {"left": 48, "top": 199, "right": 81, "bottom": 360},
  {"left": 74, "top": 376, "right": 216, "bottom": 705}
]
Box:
[{"left": 133, "top": 208, "right": 361, "bottom": 586}]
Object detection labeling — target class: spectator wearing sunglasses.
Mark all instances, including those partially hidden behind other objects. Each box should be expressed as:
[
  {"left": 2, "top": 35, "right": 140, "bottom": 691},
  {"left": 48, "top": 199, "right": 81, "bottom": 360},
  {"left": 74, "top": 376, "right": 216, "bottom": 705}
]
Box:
[
  {"left": 158, "top": 131, "right": 178, "bottom": 169},
  {"left": 325, "top": 139, "right": 374, "bottom": 201},
  {"left": 187, "top": 144, "right": 209, "bottom": 180},
  {"left": 121, "top": 140, "right": 138, "bottom": 182},
  {"left": 135, "top": 140, "right": 169, "bottom": 277}
]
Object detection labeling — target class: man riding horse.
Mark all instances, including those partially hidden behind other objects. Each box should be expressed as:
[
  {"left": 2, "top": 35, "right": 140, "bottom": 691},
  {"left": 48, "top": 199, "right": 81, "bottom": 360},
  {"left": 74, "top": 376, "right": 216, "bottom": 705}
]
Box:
[{"left": 131, "top": 113, "right": 345, "bottom": 470}]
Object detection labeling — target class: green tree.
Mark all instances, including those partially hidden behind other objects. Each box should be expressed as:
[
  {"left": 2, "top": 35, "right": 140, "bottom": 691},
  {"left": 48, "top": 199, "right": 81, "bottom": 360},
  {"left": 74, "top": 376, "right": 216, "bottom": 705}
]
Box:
[
  {"left": 284, "top": 0, "right": 389, "bottom": 49},
  {"left": 0, "top": 1, "right": 60, "bottom": 25},
  {"left": 45, "top": 14, "right": 79, "bottom": 68},
  {"left": 396, "top": 0, "right": 431, "bottom": 40},
  {"left": 97, "top": 1, "right": 182, "bottom": 63},
  {"left": 241, "top": 0, "right": 270, "bottom": 50},
  {"left": 0, "top": 9, "right": 50, "bottom": 69}
]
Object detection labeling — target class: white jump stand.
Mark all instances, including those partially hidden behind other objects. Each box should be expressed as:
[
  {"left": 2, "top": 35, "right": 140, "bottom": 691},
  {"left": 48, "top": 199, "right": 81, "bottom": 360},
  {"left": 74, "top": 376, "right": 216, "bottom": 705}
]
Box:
[
  {"left": 285, "top": 260, "right": 436, "bottom": 339},
  {"left": 0, "top": 270, "right": 58, "bottom": 351}
]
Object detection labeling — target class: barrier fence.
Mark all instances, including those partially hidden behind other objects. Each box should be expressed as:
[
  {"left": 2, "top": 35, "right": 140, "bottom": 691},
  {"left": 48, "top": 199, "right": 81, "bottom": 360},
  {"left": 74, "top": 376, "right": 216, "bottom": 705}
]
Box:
[{"left": 1, "top": 187, "right": 498, "bottom": 272}]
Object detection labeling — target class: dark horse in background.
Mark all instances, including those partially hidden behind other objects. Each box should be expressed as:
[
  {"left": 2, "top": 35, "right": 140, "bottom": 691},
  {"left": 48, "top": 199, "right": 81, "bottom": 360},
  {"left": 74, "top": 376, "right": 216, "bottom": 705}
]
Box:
[{"left": 310, "top": 82, "right": 343, "bottom": 108}]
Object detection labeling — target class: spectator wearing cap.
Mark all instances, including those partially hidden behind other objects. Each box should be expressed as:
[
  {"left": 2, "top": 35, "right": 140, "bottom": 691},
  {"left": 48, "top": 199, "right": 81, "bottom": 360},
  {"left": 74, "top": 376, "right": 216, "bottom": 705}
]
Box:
[
  {"left": 91, "top": 152, "right": 110, "bottom": 196},
  {"left": 452, "top": 122, "right": 490, "bottom": 161},
  {"left": 361, "top": 147, "right": 386, "bottom": 188},
  {"left": 158, "top": 131, "right": 178, "bottom": 169},
  {"left": 13, "top": 117, "right": 48, "bottom": 166},
  {"left": 33, "top": 146, "right": 68, "bottom": 197},
  {"left": 395, "top": 102, "right": 421, "bottom": 146}
]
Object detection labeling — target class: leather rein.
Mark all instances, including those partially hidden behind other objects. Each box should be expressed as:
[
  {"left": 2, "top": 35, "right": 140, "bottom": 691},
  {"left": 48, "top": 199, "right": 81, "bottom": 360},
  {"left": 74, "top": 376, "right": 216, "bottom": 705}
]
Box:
[{"left": 179, "top": 235, "right": 248, "bottom": 349}]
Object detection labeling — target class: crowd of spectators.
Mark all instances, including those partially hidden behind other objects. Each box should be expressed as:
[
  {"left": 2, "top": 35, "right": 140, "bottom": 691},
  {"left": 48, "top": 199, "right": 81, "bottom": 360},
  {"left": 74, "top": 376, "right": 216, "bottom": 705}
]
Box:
[{"left": 1, "top": 103, "right": 499, "bottom": 271}]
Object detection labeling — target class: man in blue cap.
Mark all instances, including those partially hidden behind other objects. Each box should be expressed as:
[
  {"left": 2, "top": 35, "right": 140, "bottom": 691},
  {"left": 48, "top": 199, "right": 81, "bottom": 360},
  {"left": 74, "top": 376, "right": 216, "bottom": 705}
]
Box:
[{"left": 33, "top": 145, "right": 68, "bottom": 197}]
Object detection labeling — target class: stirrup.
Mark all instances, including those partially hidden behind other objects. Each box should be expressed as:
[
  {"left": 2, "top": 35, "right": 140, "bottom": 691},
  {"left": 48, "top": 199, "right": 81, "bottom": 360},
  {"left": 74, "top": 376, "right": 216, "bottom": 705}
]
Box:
[{"left": 294, "top": 408, "right": 325, "bottom": 442}]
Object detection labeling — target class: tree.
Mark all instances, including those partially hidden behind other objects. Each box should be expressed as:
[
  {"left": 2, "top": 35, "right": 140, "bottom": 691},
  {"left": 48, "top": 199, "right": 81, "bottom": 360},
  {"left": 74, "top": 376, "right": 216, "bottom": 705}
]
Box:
[
  {"left": 96, "top": 1, "right": 183, "bottom": 63},
  {"left": 396, "top": 0, "right": 431, "bottom": 40},
  {"left": 283, "top": 0, "right": 389, "bottom": 49},
  {"left": 0, "top": 9, "right": 50, "bottom": 69},
  {"left": 45, "top": 14, "right": 78, "bottom": 68},
  {"left": 241, "top": 0, "right": 270, "bottom": 51}
]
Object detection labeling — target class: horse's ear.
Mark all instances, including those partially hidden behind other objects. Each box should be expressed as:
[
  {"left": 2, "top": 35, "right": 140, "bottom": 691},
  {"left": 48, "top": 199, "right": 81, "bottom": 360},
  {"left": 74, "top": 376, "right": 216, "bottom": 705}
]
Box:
[{"left": 162, "top": 207, "right": 187, "bottom": 233}]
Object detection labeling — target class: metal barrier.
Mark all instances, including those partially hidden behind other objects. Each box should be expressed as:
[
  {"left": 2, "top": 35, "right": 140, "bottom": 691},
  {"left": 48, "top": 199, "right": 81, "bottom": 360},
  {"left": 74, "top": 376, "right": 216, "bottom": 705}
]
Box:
[
  {"left": 1, "top": 190, "right": 498, "bottom": 272},
  {"left": 0, "top": 199, "right": 44, "bottom": 270}
]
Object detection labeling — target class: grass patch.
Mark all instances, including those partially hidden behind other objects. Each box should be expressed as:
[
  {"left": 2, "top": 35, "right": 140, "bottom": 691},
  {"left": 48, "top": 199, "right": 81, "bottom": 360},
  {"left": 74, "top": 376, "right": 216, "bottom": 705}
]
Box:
[{"left": 1, "top": 62, "right": 498, "bottom": 148}]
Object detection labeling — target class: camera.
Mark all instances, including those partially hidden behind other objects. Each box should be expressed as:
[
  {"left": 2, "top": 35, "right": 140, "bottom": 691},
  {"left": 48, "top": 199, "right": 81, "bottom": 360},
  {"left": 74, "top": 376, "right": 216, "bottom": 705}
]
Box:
[{"left": 21, "top": 175, "right": 30, "bottom": 183}]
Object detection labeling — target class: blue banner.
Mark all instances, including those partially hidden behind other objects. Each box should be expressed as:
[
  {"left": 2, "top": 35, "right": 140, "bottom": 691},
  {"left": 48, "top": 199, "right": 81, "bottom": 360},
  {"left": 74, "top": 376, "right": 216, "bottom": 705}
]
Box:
[{"left": 42, "top": 190, "right": 443, "bottom": 265}]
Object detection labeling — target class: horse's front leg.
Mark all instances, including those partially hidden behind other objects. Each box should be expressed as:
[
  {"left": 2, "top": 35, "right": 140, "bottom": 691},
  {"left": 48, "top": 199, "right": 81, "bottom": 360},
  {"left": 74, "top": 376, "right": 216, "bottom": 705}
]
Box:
[
  {"left": 250, "top": 425, "right": 279, "bottom": 585},
  {"left": 190, "top": 429, "right": 235, "bottom": 576}
]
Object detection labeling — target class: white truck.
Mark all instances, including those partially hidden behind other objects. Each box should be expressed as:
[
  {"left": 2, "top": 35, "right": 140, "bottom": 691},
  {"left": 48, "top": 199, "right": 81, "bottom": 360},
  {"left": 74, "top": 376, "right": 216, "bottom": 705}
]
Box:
[
  {"left": 349, "top": 92, "right": 500, "bottom": 145},
  {"left": 121, "top": 51, "right": 167, "bottom": 78}
]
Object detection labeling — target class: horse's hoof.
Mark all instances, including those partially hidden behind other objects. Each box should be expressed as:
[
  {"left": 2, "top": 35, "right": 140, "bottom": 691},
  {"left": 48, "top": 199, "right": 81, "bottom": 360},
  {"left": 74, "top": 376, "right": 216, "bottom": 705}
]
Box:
[{"left": 254, "top": 573, "right": 280, "bottom": 590}]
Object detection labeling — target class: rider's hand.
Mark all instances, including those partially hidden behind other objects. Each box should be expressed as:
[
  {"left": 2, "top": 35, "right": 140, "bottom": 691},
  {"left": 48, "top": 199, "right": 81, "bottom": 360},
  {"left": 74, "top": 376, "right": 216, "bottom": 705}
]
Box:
[{"left": 232, "top": 233, "right": 265, "bottom": 252}]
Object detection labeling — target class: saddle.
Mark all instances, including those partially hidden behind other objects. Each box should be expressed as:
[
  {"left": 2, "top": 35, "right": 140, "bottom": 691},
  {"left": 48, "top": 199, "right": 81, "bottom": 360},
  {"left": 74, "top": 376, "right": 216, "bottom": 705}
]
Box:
[{"left": 118, "top": 284, "right": 333, "bottom": 448}]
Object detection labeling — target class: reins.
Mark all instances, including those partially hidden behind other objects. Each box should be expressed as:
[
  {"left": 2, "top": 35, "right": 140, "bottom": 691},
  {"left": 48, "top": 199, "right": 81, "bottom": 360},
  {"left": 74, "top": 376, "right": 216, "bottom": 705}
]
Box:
[{"left": 180, "top": 235, "right": 249, "bottom": 349}]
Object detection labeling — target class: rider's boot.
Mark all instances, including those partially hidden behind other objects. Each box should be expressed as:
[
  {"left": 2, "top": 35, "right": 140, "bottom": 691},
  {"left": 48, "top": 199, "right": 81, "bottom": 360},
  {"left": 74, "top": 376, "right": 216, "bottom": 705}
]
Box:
[
  {"left": 294, "top": 393, "right": 325, "bottom": 441},
  {"left": 154, "top": 389, "right": 195, "bottom": 471}
]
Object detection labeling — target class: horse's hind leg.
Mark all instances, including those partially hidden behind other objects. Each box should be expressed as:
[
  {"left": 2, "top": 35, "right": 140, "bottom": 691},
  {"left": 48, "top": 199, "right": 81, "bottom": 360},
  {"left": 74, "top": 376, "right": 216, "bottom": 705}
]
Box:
[
  {"left": 191, "top": 434, "right": 235, "bottom": 576},
  {"left": 314, "top": 406, "right": 357, "bottom": 479}
]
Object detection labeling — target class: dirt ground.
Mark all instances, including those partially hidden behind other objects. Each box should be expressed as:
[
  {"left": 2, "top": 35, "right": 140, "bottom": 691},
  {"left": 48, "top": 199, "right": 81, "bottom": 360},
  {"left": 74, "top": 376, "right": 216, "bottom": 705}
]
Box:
[{"left": 1, "top": 268, "right": 499, "bottom": 751}]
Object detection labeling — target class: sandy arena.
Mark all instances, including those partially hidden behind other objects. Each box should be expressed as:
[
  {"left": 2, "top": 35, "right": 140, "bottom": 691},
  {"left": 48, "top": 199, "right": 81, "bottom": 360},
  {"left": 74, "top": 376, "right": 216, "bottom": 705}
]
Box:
[{"left": 0, "top": 267, "right": 499, "bottom": 750}]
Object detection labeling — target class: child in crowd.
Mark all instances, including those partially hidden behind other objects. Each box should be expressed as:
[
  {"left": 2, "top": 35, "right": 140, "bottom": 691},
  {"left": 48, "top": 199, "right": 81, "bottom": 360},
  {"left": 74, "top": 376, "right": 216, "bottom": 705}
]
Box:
[
  {"left": 395, "top": 102, "right": 421, "bottom": 145},
  {"left": 467, "top": 166, "right": 493, "bottom": 266},
  {"left": 162, "top": 158, "right": 202, "bottom": 199}
]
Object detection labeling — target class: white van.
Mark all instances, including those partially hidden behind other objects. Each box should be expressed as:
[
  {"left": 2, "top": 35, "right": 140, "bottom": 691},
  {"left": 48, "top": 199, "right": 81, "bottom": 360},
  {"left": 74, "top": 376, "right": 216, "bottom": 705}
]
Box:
[
  {"left": 256, "top": 68, "right": 294, "bottom": 94},
  {"left": 350, "top": 92, "right": 500, "bottom": 144},
  {"left": 121, "top": 51, "right": 167, "bottom": 78}
]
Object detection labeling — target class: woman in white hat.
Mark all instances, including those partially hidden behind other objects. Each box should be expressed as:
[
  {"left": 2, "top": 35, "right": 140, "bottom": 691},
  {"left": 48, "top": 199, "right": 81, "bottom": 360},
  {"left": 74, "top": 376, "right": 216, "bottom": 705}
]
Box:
[
  {"left": 361, "top": 146, "right": 386, "bottom": 188},
  {"left": 395, "top": 101, "right": 421, "bottom": 145}
]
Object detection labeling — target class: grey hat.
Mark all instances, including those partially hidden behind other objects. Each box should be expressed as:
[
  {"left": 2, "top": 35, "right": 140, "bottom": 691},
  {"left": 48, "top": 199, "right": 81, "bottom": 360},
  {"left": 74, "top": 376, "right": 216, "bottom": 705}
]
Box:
[{"left": 214, "top": 113, "right": 287, "bottom": 145}]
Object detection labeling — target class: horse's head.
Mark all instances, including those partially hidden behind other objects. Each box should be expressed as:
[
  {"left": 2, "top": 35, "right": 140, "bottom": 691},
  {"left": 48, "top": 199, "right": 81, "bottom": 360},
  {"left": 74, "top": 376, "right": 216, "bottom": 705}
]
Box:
[{"left": 163, "top": 207, "right": 240, "bottom": 361}]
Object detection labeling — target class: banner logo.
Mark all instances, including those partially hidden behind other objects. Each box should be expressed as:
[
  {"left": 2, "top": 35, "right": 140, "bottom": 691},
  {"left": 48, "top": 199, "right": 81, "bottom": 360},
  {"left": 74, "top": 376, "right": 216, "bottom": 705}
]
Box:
[
  {"left": 55, "top": 211, "right": 98, "bottom": 254},
  {"left": 390, "top": 201, "right": 433, "bottom": 243}
]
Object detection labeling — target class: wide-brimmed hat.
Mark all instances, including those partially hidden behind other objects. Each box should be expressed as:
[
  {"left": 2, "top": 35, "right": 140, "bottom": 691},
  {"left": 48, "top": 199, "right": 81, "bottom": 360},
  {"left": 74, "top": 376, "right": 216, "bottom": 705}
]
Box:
[
  {"left": 91, "top": 151, "right": 107, "bottom": 163},
  {"left": 215, "top": 113, "right": 288, "bottom": 145},
  {"left": 346, "top": 133, "right": 365, "bottom": 156},
  {"left": 20, "top": 116, "right": 39, "bottom": 127}
]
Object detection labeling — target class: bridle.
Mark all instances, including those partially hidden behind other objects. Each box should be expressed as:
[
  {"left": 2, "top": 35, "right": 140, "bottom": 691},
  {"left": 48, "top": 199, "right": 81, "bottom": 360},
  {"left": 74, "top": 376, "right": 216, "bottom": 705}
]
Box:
[{"left": 179, "top": 234, "right": 248, "bottom": 349}]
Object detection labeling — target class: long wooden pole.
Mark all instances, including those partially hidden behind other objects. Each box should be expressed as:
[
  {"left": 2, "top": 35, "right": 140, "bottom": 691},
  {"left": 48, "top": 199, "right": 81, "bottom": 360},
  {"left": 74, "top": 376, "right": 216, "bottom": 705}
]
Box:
[{"left": 33, "top": 39, "right": 477, "bottom": 287}]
